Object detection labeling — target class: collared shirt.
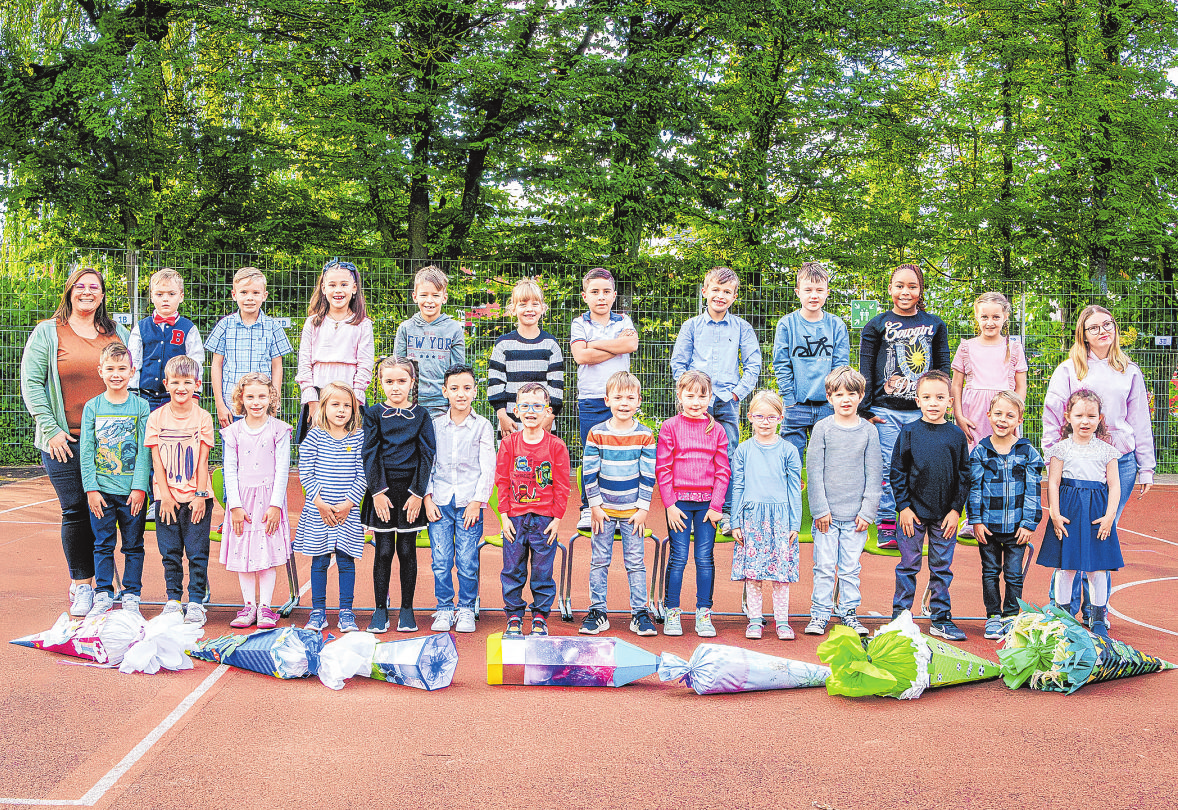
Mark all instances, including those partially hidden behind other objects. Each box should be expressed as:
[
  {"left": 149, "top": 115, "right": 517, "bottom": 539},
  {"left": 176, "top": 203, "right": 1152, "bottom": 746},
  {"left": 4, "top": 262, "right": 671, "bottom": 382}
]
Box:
[
  {"left": 968, "top": 437, "right": 1044, "bottom": 533},
  {"left": 670, "top": 311, "right": 761, "bottom": 403},
  {"left": 205, "top": 311, "right": 293, "bottom": 397},
  {"left": 570, "top": 311, "right": 635, "bottom": 399},
  {"left": 426, "top": 409, "right": 496, "bottom": 508}
]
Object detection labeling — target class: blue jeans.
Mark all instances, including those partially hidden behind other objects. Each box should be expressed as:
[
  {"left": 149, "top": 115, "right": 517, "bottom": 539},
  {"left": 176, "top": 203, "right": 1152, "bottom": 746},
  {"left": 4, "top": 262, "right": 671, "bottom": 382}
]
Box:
[
  {"left": 872, "top": 407, "right": 923, "bottom": 524},
  {"left": 90, "top": 491, "right": 147, "bottom": 597},
  {"left": 428, "top": 499, "right": 483, "bottom": 610},
  {"left": 41, "top": 449, "right": 95, "bottom": 580},
  {"left": 781, "top": 403, "right": 833, "bottom": 460},
  {"left": 310, "top": 552, "right": 356, "bottom": 611},
  {"left": 501, "top": 513, "right": 558, "bottom": 619},
  {"left": 893, "top": 517, "right": 956, "bottom": 620},
  {"left": 979, "top": 531, "right": 1026, "bottom": 617},
  {"left": 810, "top": 518, "right": 868, "bottom": 619},
  {"left": 709, "top": 397, "right": 741, "bottom": 514},
  {"left": 588, "top": 515, "right": 648, "bottom": 613},
  {"left": 665, "top": 501, "right": 716, "bottom": 610},
  {"left": 577, "top": 397, "right": 613, "bottom": 509},
  {"left": 154, "top": 499, "right": 212, "bottom": 603}
]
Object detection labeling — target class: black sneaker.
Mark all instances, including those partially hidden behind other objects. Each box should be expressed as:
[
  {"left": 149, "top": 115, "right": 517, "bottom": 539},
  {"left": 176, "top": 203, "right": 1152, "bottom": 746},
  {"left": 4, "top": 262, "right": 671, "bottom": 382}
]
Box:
[
  {"left": 397, "top": 607, "right": 417, "bottom": 632},
  {"left": 876, "top": 524, "right": 899, "bottom": 550},
  {"left": 368, "top": 607, "right": 390, "bottom": 634},
  {"left": 630, "top": 610, "right": 658, "bottom": 636},
  {"left": 504, "top": 616, "right": 524, "bottom": 637},
  {"left": 929, "top": 618, "right": 966, "bottom": 641},
  {"left": 530, "top": 615, "right": 549, "bottom": 636},
  {"left": 579, "top": 609, "right": 610, "bottom": 635}
]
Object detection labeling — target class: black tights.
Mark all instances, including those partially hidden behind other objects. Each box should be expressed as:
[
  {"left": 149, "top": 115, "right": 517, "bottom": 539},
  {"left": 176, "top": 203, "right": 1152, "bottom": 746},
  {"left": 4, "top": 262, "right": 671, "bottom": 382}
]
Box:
[{"left": 373, "top": 531, "right": 417, "bottom": 609}]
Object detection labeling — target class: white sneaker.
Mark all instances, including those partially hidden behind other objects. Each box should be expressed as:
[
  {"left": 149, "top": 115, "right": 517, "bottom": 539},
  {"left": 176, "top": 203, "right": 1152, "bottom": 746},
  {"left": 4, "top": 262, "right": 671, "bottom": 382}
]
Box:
[
  {"left": 664, "top": 608, "right": 683, "bottom": 636},
  {"left": 184, "top": 602, "right": 207, "bottom": 627},
  {"left": 160, "top": 599, "right": 183, "bottom": 618},
  {"left": 454, "top": 608, "right": 476, "bottom": 633},
  {"left": 695, "top": 607, "right": 717, "bottom": 638},
  {"left": 121, "top": 594, "right": 142, "bottom": 617},
  {"left": 69, "top": 583, "right": 94, "bottom": 617},
  {"left": 431, "top": 609, "right": 455, "bottom": 631},
  {"left": 86, "top": 590, "right": 114, "bottom": 619},
  {"left": 577, "top": 507, "right": 592, "bottom": 532}
]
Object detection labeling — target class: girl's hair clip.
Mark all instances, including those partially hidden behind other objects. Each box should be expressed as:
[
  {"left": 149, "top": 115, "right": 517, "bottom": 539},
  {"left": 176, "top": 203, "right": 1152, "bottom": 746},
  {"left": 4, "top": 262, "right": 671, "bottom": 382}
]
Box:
[{"left": 324, "top": 257, "right": 359, "bottom": 276}]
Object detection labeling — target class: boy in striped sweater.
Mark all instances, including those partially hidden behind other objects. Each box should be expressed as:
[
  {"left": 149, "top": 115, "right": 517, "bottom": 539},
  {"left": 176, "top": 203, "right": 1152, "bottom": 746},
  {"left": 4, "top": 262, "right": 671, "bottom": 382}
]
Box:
[
  {"left": 488, "top": 278, "right": 565, "bottom": 438},
  {"left": 578, "top": 372, "right": 658, "bottom": 636}
]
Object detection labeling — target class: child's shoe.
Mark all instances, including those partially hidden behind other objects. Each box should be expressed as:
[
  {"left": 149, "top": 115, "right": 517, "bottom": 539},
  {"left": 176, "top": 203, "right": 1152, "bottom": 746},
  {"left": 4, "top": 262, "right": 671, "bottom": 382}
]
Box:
[
  {"left": 397, "top": 608, "right": 417, "bottom": 632},
  {"left": 630, "top": 610, "right": 658, "bottom": 637},
  {"left": 87, "top": 590, "right": 114, "bottom": 619},
  {"left": 69, "top": 583, "right": 94, "bottom": 617},
  {"left": 579, "top": 609, "right": 610, "bottom": 635},
  {"left": 368, "top": 607, "right": 390, "bottom": 633},
  {"left": 718, "top": 516, "right": 732, "bottom": 536},
  {"left": 120, "top": 594, "right": 142, "bottom": 618},
  {"left": 454, "top": 608, "right": 477, "bottom": 633},
  {"left": 160, "top": 599, "right": 184, "bottom": 618},
  {"left": 184, "top": 602, "right": 207, "bottom": 627},
  {"left": 577, "top": 507, "right": 593, "bottom": 532},
  {"left": 530, "top": 615, "right": 549, "bottom": 636},
  {"left": 431, "top": 609, "right": 454, "bottom": 632},
  {"left": 983, "top": 615, "right": 1005, "bottom": 640},
  {"left": 776, "top": 621, "right": 795, "bottom": 640},
  {"left": 338, "top": 609, "right": 360, "bottom": 633},
  {"left": 1089, "top": 606, "right": 1111, "bottom": 640},
  {"left": 929, "top": 618, "right": 966, "bottom": 641},
  {"left": 745, "top": 619, "right": 764, "bottom": 639},
  {"left": 841, "top": 612, "right": 869, "bottom": 637},
  {"left": 305, "top": 609, "right": 328, "bottom": 631},
  {"left": 256, "top": 606, "right": 280, "bottom": 629},
  {"left": 875, "top": 522, "right": 898, "bottom": 550},
  {"left": 804, "top": 615, "right": 828, "bottom": 635},
  {"left": 230, "top": 604, "right": 257, "bottom": 628},
  {"left": 694, "top": 608, "right": 717, "bottom": 638},
  {"left": 663, "top": 608, "right": 683, "bottom": 636},
  {"left": 504, "top": 616, "right": 524, "bottom": 637}
]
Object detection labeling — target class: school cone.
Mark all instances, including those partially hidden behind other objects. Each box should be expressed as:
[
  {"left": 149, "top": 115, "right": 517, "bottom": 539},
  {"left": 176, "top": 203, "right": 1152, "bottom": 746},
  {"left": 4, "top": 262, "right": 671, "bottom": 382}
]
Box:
[
  {"left": 657, "top": 643, "right": 830, "bottom": 695},
  {"left": 189, "top": 626, "right": 325, "bottom": 679},
  {"left": 487, "top": 632, "right": 658, "bottom": 687}
]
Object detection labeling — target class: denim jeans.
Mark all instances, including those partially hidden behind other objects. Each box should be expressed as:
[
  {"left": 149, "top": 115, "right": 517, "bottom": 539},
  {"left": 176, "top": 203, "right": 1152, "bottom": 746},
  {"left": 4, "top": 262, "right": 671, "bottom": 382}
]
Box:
[
  {"left": 577, "top": 397, "right": 613, "bottom": 509},
  {"left": 872, "top": 407, "right": 923, "bottom": 524},
  {"left": 709, "top": 397, "right": 741, "bottom": 514},
  {"left": 781, "top": 403, "right": 833, "bottom": 460},
  {"left": 978, "top": 531, "right": 1026, "bottom": 618},
  {"left": 810, "top": 518, "right": 868, "bottom": 619},
  {"left": 665, "top": 501, "right": 716, "bottom": 610},
  {"left": 588, "top": 515, "right": 648, "bottom": 613},
  {"left": 310, "top": 552, "right": 357, "bottom": 611},
  {"left": 154, "top": 499, "right": 212, "bottom": 603},
  {"left": 893, "top": 517, "right": 956, "bottom": 620},
  {"left": 41, "top": 449, "right": 96, "bottom": 580},
  {"left": 90, "top": 491, "right": 147, "bottom": 597},
  {"left": 428, "top": 499, "right": 483, "bottom": 610},
  {"left": 501, "top": 513, "right": 558, "bottom": 619}
]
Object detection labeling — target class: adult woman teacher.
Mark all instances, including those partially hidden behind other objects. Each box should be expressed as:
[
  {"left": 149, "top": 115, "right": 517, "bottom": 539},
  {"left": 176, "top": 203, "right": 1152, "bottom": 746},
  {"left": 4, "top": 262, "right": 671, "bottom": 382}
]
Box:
[
  {"left": 21, "top": 268, "right": 130, "bottom": 616},
  {"left": 1042, "top": 304, "right": 1154, "bottom": 619}
]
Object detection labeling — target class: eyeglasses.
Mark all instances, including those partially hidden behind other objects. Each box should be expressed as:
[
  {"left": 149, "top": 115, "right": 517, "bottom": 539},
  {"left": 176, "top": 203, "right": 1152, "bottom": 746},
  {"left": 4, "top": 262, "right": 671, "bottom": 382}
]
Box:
[
  {"left": 1084, "top": 321, "right": 1116, "bottom": 336},
  {"left": 73, "top": 284, "right": 103, "bottom": 293},
  {"left": 748, "top": 414, "right": 782, "bottom": 423},
  {"left": 517, "top": 402, "right": 547, "bottom": 413}
]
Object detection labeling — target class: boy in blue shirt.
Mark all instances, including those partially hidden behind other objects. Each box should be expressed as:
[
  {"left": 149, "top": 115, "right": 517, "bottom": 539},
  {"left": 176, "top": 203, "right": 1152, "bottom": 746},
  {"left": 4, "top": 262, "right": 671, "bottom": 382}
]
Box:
[
  {"left": 670, "top": 266, "right": 761, "bottom": 533},
  {"left": 129, "top": 268, "right": 204, "bottom": 412},
  {"left": 772, "top": 262, "right": 849, "bottom": 458}
]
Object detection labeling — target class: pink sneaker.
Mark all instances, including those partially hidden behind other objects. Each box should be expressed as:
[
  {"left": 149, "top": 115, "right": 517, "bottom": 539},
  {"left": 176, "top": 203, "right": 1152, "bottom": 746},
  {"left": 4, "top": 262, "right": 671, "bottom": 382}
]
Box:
[
  {"left": 776, "top": 622, "right": 795, "bottom": 640},
  {"left": 257, "top": 606, "right": 280, "bottom": 629},
  {"left": 230, "top": 605, "right": 257, "bottom": 628}
]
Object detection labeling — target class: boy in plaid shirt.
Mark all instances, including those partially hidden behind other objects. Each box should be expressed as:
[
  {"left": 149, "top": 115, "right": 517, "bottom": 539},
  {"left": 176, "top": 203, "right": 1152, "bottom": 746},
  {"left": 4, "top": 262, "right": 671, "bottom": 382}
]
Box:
[{"left": 967, "top": 390, "right": 1044, "bottom": 639}]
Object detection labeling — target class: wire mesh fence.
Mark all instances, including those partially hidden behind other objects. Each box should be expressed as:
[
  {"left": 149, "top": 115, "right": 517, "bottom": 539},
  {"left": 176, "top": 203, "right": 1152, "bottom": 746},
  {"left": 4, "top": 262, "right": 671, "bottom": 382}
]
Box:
[{"left": 3, "top": 248, "right": 1177, "bottom": 473}]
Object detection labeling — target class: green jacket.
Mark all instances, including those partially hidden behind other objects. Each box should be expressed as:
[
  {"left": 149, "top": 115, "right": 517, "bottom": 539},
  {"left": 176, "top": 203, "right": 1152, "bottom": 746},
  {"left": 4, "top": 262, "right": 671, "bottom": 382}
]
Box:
[{"left": 21, "top": 319, "right": 131, "bottom": 453}]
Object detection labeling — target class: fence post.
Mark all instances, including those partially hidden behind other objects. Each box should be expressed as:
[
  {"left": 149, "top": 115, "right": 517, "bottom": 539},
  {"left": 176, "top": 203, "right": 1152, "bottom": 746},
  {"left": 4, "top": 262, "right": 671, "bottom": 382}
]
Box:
[{"left": 127, "top": 249, "right": 140, "bottom": 323}]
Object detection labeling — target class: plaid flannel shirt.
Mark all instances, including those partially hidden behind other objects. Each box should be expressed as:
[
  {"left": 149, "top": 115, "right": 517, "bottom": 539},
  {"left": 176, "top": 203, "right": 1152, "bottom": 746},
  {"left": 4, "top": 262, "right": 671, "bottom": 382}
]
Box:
[{"left": 968, "top": 437, "right": 1044, "bottom": 533}]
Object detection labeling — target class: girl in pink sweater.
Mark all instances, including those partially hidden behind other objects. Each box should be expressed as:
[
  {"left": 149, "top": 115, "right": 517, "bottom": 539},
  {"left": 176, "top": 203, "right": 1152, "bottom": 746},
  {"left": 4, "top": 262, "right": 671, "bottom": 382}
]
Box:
[{"left": 656, "top": 371, "right": 731, "bottom": 638}]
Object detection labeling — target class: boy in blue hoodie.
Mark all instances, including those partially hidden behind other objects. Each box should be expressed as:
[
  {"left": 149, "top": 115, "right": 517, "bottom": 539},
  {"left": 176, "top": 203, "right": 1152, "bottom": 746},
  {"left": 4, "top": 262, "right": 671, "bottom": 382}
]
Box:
[{"left": 394, "top": 266, "right": 466, "bottom": 417}]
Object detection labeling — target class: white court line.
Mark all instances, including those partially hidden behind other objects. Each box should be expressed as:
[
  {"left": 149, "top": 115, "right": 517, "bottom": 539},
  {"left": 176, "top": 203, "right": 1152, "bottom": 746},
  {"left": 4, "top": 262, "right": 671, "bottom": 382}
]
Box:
[
  {"left": 1118, "top": 527, "right": 1178, "bottom": 548},
  {"left": 0, "top": 497, "right": 57, "bottom": 515},
  {"left": 1109, "top": 576, "right": 1178, "bottom": 638},
  {"left": 0, "top": 664, "right": 230, "bottom": 806}
]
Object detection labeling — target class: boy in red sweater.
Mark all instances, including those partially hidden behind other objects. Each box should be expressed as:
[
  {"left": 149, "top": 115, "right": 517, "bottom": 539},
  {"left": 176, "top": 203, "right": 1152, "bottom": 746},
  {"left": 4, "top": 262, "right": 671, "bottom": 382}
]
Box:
[{"left": 495, "top": 383, "right": 571, "bottom": 636}]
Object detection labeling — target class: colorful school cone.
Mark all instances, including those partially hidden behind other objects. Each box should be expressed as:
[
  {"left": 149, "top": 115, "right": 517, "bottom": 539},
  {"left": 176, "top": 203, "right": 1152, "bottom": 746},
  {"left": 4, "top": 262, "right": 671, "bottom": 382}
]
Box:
[
  {"left": 370, "top": 632, "right": 458, "bottom": 690},
  {"left": 11, "top": 611, "right": 148, "bottom": 666},
  {"left": 657, "top": 643, "right": 830, "bottom": 695},
  {"left": 189, "top": 626, "right": 325, "bottom": 679},
  {"left": 998, "top": 601, "right": 1176, "bottom": 694},
  {"left": 487, "top": 632, "right": 658, "bottom": 687}
]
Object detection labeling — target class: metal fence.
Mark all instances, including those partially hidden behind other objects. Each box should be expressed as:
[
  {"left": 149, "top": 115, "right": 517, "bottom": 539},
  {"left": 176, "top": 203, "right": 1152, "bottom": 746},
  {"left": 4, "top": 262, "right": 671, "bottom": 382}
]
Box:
[{"left": 2, "top": 248, "right": 1176, "bottom": 473}]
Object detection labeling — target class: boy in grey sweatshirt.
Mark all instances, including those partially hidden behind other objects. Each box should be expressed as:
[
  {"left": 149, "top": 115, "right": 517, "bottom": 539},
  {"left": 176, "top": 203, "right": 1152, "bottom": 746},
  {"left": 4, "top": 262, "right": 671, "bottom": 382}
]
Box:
[{"left": 394, "top": 266, "right": 466, "bottom": 416}]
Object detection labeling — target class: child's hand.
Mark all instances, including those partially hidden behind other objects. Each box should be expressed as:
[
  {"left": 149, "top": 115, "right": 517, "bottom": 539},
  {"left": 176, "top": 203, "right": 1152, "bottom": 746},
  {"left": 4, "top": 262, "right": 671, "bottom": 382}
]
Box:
[
  {"left": 939, "top": 509, "right": 960, "bottom": 538},
  {"left": 898, "top": 507, "right": 918, "bottom": 537},
  {"left": 544, "top": 517, "right": 560, "bottom": 545},
  {"left": 230, "top": 506, "right": 249, "bottom": 535},
  {"left": 591, "top": 505, "right": 607, "bottom": 535},
  {"left": 666, "top": 505, "right": 687, "bottom": 533},
  {"left": 704, "top": 508, "right": 722, "bottom": 527},
  {"left": 1094, "top": 511, "right": 1115, "bottom": 540},
  {"left": 158, "top": 495, "right": 179, "bottom": 525},
  {"left": 263, "top": 506, "right": 282, "bottom": 535},
  {"left": 216, "top": 402, "right": 233, "bottom": 429},
  {"left": 1050, "top": 510, "right": 1069, "bottom": 538},
  {"left": 404, "top": 494, "right": 423, "bottom": 524},
  {"left": 334, "top": 499, "right": 354, "bottom": 523},
  {"left": 372, "top": 492, "right": 393, "bottom": 523},
  {"left": 732, "top": 527, "right": 743, "bottom": 545},
  {"left": 789, "top": 530, "right": 799, "bottom": 544},
  {"left": 814, "top": 513, "right": 831, "bottom": 533},
  {"left": 628, "top": 508, "right": 648, "bottom": 535},
  {"left": 973, "top": 524, "right": 990, "bottom": 544},
  {"left": 127, "top": 490, "right": 146, "bottom": 516},
  {"left": 307, "top": 400, "right": 319, "bottom": 421},
  {"left": 501, "top": 514, "right": 515, "bottom": 542},
  {"left": 1015, "top": 526, "right": 1033, "bottom": 545},
  {"left": 854, "top": 516, "right": 870, "bottom": 533},
  {"left": 87, "top": 491, "right": 107, "bottom": 519},
  {"left": 190, "top": 495, "right": 208, "bottom": 524},
  {"left": 957, "top": 416, "right": 976, "bottom": 444},
  {"left": 314, "top": 494, "right": 338, "bottom": 527},
  {"left": 461, "top": 501, "right": 482, "bottom": 529},
  {"left": 424, "top": 495, "right": 441, "bottom": 522},
  {"left": 497, "top": 411, "right": 518, "bottom": 438}
]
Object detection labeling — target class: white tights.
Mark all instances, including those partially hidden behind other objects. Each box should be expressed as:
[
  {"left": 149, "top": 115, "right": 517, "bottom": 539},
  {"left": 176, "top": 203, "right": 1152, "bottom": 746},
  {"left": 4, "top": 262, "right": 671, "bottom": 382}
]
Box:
[
  {"left": 1054, "top": 569, "right": 1109, "bottom": 607},
  {"left": 238, "top": 568, "right": 277, "bottom": 608}
]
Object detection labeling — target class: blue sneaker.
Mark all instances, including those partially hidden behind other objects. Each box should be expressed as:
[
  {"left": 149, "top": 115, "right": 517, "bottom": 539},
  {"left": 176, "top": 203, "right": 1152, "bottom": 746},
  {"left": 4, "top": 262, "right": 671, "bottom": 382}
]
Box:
[
  {"left": 338, "top": 609, "right": 360, "bottom": 633},
  {"left": 305, "top": 609, "right": 328, "bottom": 631},
  {"left": 876, "top": 524, "right": 898, "bottom": 550},
  {"left": 929, "top": 618, "right": 967, "bottom": 641},
  {"left": 367, "top": 607, "right": 390, "bottom": 634},
  {"left": 504, "top": 616, "right": 524, "bottom": 637},
  {"left": 984, "top": 615, "right": 1005, "bottom": 640}
]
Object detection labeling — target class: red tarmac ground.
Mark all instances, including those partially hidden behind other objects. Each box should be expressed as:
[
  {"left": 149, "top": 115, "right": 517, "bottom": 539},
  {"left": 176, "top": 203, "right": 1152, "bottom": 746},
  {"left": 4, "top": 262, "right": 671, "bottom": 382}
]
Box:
[{"left": 2, "top": 475, "right": 1176, "bottom": 809}]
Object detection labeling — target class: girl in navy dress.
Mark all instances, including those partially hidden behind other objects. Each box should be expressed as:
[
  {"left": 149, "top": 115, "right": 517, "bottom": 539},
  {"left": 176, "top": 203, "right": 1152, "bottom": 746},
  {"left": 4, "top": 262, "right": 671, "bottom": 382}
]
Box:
[{"left": 1038, "top": 389, "right": 1121, "bottom": 639}]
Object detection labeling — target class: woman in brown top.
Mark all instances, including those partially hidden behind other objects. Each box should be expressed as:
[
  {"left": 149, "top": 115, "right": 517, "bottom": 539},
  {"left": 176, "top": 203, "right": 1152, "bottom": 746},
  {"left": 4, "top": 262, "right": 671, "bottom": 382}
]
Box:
[{"left": 20, "top": 268, "right": 129, "bottom": 616}]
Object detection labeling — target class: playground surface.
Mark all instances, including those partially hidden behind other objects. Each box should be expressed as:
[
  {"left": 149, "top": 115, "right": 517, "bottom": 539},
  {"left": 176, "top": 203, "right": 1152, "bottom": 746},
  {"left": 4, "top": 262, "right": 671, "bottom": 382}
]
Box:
[{"left": 1, "top": 474, "right": 1176, "bottom": 809}]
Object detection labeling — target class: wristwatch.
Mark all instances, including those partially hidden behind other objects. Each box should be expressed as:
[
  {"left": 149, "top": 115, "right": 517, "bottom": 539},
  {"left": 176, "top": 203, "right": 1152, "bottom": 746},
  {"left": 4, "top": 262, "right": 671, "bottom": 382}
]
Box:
[{"left": 194, "top": 490, "right": 210, "bottom": 498}]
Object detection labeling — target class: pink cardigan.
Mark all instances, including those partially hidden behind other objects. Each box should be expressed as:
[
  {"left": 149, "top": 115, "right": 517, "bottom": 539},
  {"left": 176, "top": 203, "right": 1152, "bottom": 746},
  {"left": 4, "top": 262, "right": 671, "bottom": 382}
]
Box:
[
  {"left": 295, "top": 317, "right": 375, "bottom": 405},
  {"left": 655, "top": 414, "right": 731, "bottom": 512}
]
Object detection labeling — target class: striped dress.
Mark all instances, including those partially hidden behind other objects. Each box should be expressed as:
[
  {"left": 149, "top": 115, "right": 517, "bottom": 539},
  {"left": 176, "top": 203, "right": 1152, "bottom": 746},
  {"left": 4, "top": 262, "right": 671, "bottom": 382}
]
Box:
[
  {"left": 486, "top": 329, "right": 565, "bottom": 418},
  {"left": 294, "top": 427, "right": 367, "bottom": 558},
  {"left": 582, "top": 420, "right": 656, "bottom": 517}
]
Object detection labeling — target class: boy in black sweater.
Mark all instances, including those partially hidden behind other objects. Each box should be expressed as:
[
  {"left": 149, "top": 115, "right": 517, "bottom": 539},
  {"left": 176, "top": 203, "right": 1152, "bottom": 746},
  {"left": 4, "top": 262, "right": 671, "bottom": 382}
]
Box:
[{"left": 890, "top": 369, "right": 970, "bottom": 640}]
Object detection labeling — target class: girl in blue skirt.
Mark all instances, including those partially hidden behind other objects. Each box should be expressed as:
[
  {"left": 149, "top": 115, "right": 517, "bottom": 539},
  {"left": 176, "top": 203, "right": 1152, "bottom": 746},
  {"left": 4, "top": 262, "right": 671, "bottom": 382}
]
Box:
[{"left": 1039, "top": 389, "right": 1121, "bottom": 639}]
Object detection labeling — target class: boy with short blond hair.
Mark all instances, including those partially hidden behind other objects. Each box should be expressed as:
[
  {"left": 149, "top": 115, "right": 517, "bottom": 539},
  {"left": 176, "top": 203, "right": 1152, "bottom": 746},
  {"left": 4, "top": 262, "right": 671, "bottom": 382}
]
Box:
[
  {"left": 487, "top": 278, "right": 565, "bottom": 437},
  {"left": 395, "top": 265, "right": 466, "bottom": 416},
  {"left": 570, "top": 267, "right": 638, "bottom": 530},
  {"left": 205, "top": 266, "right": 292, "bottom": 428},
  {"left": 579, "top": 371, "right": 658, "bottom": 637},
  {"left": 130, "top": 268, "right": 204, "bottom": 412},
  {"left": 670, "top": 265, "right": 761, "bottom": 532},
  {"left": 80, "top": 342, "right": 152, "bottom": 618},
  {"left": 146, "top": 355, "right": 216, "bottom": 626}
]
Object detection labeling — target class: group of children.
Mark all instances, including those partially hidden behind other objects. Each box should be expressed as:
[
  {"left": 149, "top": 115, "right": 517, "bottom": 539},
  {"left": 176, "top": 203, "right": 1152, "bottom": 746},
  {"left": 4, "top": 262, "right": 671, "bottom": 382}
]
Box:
[{"left": 67, "top": 259, "right": 1129, "bottom": 645}]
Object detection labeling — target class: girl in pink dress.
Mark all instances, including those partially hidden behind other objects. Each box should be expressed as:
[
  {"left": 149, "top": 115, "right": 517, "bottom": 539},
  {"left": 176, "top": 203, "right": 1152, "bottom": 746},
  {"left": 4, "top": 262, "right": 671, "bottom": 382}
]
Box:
[
  {"left": 951, "top": 292, "right": 1028, "bottom": 538},
  {"left": 221, "top": 373, "right": 292, "bottom": 629}
]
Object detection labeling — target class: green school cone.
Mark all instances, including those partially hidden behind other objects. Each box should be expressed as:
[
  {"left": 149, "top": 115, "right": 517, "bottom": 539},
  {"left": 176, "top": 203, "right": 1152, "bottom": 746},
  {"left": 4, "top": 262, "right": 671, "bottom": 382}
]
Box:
[{"left": 924, "top": 635, "right": 1000, "bottom": 688}]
